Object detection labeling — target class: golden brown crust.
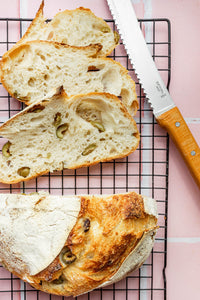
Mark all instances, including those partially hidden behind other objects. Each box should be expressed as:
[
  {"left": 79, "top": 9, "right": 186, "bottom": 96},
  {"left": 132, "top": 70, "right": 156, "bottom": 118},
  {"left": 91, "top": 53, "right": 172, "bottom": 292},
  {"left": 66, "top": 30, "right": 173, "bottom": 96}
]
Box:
[
  {"left": 36, "top": 256, "right": 63, "bottom": 282},
  {"left": 26, "top": 192, "right": 157, "bottom": 296}
]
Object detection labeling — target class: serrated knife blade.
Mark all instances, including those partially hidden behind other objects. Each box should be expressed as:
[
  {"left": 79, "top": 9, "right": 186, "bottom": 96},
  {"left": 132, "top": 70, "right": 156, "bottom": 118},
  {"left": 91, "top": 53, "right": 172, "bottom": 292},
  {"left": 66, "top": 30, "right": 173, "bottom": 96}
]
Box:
[{"left": 107, "top": 0, "right": 200, "bottom": 189}]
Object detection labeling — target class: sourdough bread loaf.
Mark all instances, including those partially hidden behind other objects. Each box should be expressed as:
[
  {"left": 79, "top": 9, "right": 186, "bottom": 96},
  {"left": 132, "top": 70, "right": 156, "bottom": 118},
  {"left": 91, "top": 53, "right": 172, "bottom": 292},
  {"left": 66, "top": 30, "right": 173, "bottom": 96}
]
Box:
[
  {"left": 16, "top": 1, "right": 119, "bottom": 57},
  {"left": 0, "top": 41, "right": 138, "bottom": 115},
  {"left": 0, "top": 191, "right": 158, "bottom": 297},
  {"left": 0, "top": 91, "right": 139, "bottom": 184}
]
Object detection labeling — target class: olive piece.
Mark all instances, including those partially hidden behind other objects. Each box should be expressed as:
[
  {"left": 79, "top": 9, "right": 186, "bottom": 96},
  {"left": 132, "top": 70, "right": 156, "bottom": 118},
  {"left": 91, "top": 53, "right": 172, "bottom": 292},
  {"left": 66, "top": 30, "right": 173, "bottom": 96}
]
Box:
[
  {"left": 2, "top": 141, "right": 11, "bottom": 158},
  {"left": 82, "top": 143, "right": 97, "bottom": 156},
  {"left": 61, "top": 247, "right": 77, "bottom": 265},
  {"left": 52, "top": 275, "right": 64, "bottom": 285},
  {"left": 83, "top": 218, "right": 90, "bottom": 232},
  {"left": 56, "top": 123, "right": 69, "bottom": 139},
  {"left": 90, "top": 121, "right": 105, "bottom": 132},
  {"left": 17, "top": 167, "right": 30, "bottom": 178},
  {"left": 101, "top": 26, "right": 111, "bottom": 33},
  {"left": 53, "top": 112, "right": 62, "bottom": 127}
]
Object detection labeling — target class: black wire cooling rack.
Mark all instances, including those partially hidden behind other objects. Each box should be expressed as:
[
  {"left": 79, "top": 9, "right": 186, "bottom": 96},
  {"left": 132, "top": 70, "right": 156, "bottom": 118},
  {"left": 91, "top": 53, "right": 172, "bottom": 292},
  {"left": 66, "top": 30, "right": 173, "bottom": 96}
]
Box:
[{"left": 0, "top": 17, "right": 170, "bottom": 300}]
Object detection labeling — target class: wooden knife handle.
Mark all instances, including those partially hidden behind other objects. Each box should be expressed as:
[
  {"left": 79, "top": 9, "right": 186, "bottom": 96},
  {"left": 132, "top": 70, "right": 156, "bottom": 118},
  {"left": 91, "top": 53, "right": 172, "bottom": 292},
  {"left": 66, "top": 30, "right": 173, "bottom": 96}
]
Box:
[{"left": 156, "top": 106, "right": 200, "bottom": 189}]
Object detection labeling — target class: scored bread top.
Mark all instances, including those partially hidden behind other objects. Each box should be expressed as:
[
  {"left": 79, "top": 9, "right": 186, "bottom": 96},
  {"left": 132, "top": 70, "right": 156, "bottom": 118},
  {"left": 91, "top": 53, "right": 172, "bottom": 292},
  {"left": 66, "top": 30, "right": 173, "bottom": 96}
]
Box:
[
  {"left": 0, "top": 91, "right": 140, "bottom": 184},
  {"left": 0, "top": 191, "right": 157, "bottom": 297},
  {"left": 0, "top": 41, "right": 138, "bottom": 115},
  {"left": 16, "top": 1, "right": 119, "bottom": 57},
  {"left": 0, "top": 192, "right": 81, "bottom": 276}
]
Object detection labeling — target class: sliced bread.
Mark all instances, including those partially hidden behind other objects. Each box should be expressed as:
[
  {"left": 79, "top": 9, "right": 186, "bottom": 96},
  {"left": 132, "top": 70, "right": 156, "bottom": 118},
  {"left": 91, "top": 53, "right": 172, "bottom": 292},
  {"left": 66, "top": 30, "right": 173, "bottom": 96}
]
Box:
[
  {"left": 15, "top": 1, "right": 119, "bottom": 57},
  {"left": 0, "top": 91, "right": 140, "bottom": 184},
  {"left": 0, "top": 41, "right": 138, "bottom": 115},
  {"left": 0, "top": 191, "right": 157, "bottom": 296}
]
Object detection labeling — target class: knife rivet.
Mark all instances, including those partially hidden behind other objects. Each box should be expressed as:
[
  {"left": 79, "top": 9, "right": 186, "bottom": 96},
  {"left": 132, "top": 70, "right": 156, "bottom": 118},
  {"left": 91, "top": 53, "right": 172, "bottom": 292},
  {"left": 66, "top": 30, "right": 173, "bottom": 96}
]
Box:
[
  {"left": 191, "top": 150, "right": 196, "bottom": 156},
  {"left": 175, "top": 122, "right": 180, "bottom": 127}
]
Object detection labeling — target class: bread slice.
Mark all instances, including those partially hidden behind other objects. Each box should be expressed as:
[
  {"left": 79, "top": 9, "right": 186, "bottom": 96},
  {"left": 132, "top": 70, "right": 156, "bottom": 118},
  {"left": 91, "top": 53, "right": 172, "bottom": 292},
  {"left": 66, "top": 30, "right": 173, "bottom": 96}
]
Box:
[
  {"left": 0, "top": 91, "right": 140, "bottom": 184},
  {"left": 15, "top": 1, "right": 119, "bottom": 58},
  {"left": 0, "top": 41, "right": 138, "bottom": 115},
  {"left": 0, "top": 191, "right": 158, "bottom": 297}
]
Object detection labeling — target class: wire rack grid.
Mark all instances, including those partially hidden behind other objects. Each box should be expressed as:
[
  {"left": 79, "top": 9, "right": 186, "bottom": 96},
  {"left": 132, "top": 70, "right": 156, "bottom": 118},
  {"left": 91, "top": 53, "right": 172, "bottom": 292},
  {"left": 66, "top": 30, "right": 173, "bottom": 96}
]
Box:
[{"left": 0, "top": 17, "right": 170, "bottom": 300}]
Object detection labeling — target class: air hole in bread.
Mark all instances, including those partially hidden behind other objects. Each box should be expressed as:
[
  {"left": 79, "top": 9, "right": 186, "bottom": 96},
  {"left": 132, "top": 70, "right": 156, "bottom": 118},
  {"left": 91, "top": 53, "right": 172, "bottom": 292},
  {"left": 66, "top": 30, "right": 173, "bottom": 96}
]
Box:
[
  {"left": 87, "top": 66, "right": 100, "bottom": 72},
  {"left": 102, "top": 69, "right": 122, "bottom": 95},
  {"left": 30, "top": 115, "right": 45, "bottom": 122},
  {"left": 28, "top": 104, "right": 45, "bottom": 113},
  {"left": 37, "top": 53, "right": 46, "bottom": 61},
  {"left": 87, "top": 64, "right": 105, "bottom": 72},
  {"left": 132, "top": 132, "right": 139, "bottom": 138},
  {"left": 28, "top": 77, "right": 36, "bottom": 87},
  {"left": 76, "top": 101, "right": 102, "bottom": 123},
  {"left": 26, "top": 144, "right": 34, "bottom": 149},
  {"left": 15, "top": 53, "right": 26, "bottom": 64},
  {"left": 44, "top": 74, "right": 49, "bottom": 81}
]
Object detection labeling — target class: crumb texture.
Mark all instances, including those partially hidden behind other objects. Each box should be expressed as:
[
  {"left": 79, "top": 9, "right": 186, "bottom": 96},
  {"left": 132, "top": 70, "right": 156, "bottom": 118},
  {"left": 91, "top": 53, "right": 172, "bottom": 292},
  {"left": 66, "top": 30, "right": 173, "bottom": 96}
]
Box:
[
  {"left": 1, "top": 41, "right": 138, "bottom": 115},
  {"left": 0, "top": 92, "right": 139, "bottom": 184}
]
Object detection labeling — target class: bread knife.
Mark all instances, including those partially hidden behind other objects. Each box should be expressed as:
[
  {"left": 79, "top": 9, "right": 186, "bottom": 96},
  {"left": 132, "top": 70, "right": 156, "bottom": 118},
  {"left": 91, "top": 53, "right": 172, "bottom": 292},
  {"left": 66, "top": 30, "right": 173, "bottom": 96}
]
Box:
[{"left": 107, "top": 0, "right": 200, "bottom": 189}]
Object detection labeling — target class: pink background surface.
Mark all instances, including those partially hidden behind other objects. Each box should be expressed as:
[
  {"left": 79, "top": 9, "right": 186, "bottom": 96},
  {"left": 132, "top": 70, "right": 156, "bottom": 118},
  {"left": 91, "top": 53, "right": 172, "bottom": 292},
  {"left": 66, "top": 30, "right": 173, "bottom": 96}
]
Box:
[{"left": 0, "top": 0, "right": 199, "bottom": 299}]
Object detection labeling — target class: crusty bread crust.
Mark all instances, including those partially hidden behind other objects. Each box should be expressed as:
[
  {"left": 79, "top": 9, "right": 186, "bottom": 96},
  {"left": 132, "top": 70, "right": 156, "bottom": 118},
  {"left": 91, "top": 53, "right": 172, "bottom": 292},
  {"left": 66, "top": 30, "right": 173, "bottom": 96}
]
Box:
[
  {"left": 29, "top": 192, "right": 157, "bottom": 296},
  {"left": 0, "top": 191, "right": 157, "bottom": 297},
  {"left": 99, "top": 229, "right": 156, "bottom": 290},
  {"left": 0, "top": 91, "right": 139, "bottom": 184}
]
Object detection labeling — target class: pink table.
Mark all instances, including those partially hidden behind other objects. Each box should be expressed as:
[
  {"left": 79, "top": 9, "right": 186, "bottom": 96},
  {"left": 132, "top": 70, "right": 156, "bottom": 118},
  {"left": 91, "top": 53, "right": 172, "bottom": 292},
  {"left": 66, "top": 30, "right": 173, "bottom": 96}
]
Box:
[{"left": 0, "top": 1, "right": 199, "bottom": 300}]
